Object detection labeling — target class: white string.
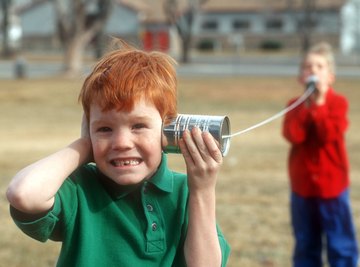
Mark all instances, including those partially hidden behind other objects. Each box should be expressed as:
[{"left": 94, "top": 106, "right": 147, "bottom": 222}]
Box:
[{"left": 222, "top": 85, "right": 316, "bottom": 139}]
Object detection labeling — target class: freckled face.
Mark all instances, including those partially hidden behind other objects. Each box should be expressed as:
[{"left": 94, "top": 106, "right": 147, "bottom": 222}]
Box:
[
  {"left": 299, "top": 53, "right": 335, "bottom": 94},
  {"left": 89, "top": 99, "right": 163, "bottom": 185}
]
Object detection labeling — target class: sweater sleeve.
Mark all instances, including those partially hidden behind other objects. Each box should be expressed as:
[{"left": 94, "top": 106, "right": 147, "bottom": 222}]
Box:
[{"left": 282, "top": 98, "right": 310, "bottom": 144}]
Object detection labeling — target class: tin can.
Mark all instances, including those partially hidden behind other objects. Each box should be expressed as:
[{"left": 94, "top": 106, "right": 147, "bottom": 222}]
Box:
[{"left": 163, "top": 114, "right": 231, "bottom": 156}]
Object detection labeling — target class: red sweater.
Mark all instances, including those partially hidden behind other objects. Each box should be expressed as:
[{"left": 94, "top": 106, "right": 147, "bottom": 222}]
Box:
[{"left": 282, "top": 88, "right": 349, "bottom": 198}]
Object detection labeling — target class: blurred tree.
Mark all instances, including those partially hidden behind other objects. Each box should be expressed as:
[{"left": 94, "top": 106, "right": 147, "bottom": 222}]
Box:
[
  {"left": 300, "top": 0, "right": 316, "bottom": 52},
  {"left": 164, "top": 0, "right": 206, "bottom": 63},
  {"left": 1, "top": 0, "right": 12, "bottom": 58},
  {"left": 54, "top": 0, "right": 112, "bottom": 75}
]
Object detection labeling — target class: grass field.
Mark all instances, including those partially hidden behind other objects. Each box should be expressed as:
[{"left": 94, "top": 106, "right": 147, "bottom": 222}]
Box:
[{"left": 1, "top": 75, "right": 359, "bottom": 267}]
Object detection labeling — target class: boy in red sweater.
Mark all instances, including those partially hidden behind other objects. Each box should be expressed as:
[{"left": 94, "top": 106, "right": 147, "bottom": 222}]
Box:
[{"left": 283, "top": 42, "right": 358, "bottom": 267}]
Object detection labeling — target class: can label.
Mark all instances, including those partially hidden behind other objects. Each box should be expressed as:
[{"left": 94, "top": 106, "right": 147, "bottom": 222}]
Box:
[{"left": 162, "top": 114, "right": 231, "bottom": 156}]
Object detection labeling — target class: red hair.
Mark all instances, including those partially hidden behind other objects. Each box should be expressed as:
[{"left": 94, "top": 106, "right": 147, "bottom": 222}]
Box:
[{"left": 79, "top": 41, "right": 177, "bottom": 124}]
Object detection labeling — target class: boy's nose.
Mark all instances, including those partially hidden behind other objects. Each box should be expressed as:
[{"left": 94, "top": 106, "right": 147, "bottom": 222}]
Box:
[
  {"left": 309, "top": 65, "right": 318, "bottom": 74},
  {"left": 112, "top": 130, "right": 134, "bottom": 150}
]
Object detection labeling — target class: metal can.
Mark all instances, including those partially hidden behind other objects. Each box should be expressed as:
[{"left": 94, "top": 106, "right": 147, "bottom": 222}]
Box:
[{"left": 162, "top": 114, "right": 231, "bottom": 156}]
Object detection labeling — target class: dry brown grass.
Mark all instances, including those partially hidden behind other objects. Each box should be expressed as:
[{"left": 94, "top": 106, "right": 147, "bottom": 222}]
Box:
[{"left": 1, "top": 76, "right": 359, "bottom": 267}]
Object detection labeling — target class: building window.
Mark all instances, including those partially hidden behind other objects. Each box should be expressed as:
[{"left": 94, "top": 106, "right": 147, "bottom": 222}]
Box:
[
  {"left": 202, "top": 20, "right": 218, "bottom": 31},
  {"left": 297, "top": 18, "right": 318, "bottom": 31},
  {"left": 266, "top": 18, "right": 283, "bottom": 31},
  {"left": 232, "top": 20, "right": 250, "bottom": 31}
]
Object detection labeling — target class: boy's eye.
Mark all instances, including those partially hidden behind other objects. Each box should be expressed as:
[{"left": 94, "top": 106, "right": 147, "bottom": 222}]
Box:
[
  {"left": 98, "top": 127, "right": 112, "bottom": 132},
  {"left": 132, "top": 123, "right": 146, "bottom": 130}
]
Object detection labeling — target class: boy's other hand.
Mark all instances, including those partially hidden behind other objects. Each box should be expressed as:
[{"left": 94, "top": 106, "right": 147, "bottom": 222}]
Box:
[{"left": 80, "top": 113, "right": 93, "bottom": 163}]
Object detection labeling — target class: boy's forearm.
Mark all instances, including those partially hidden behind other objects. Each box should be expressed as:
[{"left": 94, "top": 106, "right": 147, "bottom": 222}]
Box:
[
  {"left": 6, "top": 137, "right": 91, "bottom": 214},
  {"left": 184, "top": 189, "right": 222, "bottom": 267}
]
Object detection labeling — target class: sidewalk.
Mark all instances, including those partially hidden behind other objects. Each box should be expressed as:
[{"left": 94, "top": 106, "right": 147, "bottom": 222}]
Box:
[
  {"left": 1, "top": 51, "right": 360, "bottom": 79},
  {"left": 176, "top": 52, "right": 360, "bottom": 78}
]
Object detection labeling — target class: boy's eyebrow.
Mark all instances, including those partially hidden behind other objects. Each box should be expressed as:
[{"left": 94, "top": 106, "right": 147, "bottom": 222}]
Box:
[
  {"left": 90, "top": 119, "right": 107, "bottom": 126},
  {"left": 91, "top": 114, "right": 154, "bottom": 124},
  {"left": 129, "top": 115, "right": 158, "bottom": 124},
  {"left": 132, "top": 115, "right": 153, "bottom": 120}
]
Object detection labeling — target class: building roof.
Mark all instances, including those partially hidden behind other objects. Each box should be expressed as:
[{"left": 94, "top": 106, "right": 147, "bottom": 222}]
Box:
[
  {"left": 119, "top": 0, "right": 187, "bottom": 23},
  {"left": 14, "top": 0, "right": 348, "bottom": 23},
  {"left": 201, "top": 0, "right": 347, "bottom": 12},
  {"left": 120, "top": 0, "right": 348, "bottom": 22},
  {"left": 118, "top": 0, "right": 162, "bottom": 23}
]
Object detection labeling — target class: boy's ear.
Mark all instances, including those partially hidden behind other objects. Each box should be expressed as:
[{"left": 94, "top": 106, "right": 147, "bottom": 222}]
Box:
[{"left": 160, "top": 121, "right": 168, "bottom": 150}]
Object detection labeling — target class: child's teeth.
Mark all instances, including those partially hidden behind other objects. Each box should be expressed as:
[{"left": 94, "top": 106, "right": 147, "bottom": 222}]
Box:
[{"left": 113, "top": 159, "right": 139, "bottom": 166}]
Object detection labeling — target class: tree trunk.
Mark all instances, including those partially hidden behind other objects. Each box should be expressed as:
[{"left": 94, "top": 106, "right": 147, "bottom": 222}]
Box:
[
  {"left": 181, "top": 37, "right": 191, "bottom": 63},
  {"left": 63, "top": 36, "right": 87, "bottom": 76},
  {"left": 1, "top": 0, "right": 12, "bottom": 58},
  {"left": 53, "top": 0, "right": 112, "bottom": 77}
]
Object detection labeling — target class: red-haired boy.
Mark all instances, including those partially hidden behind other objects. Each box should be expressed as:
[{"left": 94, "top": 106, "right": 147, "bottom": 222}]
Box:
[{"left": 7, "top": 41, "right": 230, "bottom": 267}]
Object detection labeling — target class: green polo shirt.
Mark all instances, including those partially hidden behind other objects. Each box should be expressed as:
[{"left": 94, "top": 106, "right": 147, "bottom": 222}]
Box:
[{"left": 11, "top": 154, "right": 230, "bottom": 266}]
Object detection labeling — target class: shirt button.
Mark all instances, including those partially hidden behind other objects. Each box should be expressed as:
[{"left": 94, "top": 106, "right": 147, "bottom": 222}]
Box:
[
  {"left": 146, "top": 204, "right": 153, "bottom": 212},
  {"left": 143, "top": 183, "right": 148, "bottom": 194},
  {"left": 151, "top": 222, "right": 157, "bottom": 231}
]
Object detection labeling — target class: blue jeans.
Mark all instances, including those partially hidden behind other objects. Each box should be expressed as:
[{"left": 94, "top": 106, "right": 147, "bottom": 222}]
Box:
[{"left": 291, "top": 190, "right": 358, "bottom": 267}]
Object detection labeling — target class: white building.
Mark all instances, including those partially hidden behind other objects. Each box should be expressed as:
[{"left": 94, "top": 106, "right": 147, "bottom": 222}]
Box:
[
  {"left": 340, "top": 0, "right": 360, "bottom": 54},
  {"left": 12, "top": 0, "right": 351, "bottom": 53},
  {"left": 193, "top": 0, "right": 346, "bottom": 51}
]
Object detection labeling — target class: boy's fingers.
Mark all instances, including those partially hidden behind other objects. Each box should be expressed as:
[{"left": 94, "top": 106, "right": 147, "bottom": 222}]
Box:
[
  {"left": 81, "top": 113, "right": 90, "bottom": 139},
  {"left": 179, "top": 130, "right": 195, "bottom": 165},
  {"left": 182, "top": 127, "right": 222, "bottom": 163},
  {"left": 202, "top": 131, "right": 223, "bottom": 163},
  {"left": 182, "top": 129, "right": 203, "bottom": 163},
  {"left": 190, "top": 127, "right": 209, "bottom": 160}
]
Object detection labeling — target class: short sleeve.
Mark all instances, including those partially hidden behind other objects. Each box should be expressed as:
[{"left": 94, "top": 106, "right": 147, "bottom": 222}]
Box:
[
  {"left": 9, "top": 195, "right": 62, "bottom": 242},
  {"left": 217, "top": 225, "right": 231, "bottom": 266}
]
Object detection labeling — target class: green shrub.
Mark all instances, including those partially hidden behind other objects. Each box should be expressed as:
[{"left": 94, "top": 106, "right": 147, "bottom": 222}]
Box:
[
  {"left": 197, "top": 39, "right": 215, "bottom": 51},
  {"left": 260, "top": 40, "right": 283, "bottom": 50}
]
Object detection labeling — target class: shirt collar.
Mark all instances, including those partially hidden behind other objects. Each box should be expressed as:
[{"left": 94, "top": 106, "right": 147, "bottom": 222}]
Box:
[
  {"left": 147, "top": 153, "right": 173, "bottom": 193},
  {"left": 98, "top": 153, "right": 173, "bottom": 199}
]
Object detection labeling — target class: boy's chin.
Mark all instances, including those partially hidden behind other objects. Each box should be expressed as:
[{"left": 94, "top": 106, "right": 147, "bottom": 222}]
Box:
[{"left": 110, "top": 175, "right": 146, "bottom": 186}]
